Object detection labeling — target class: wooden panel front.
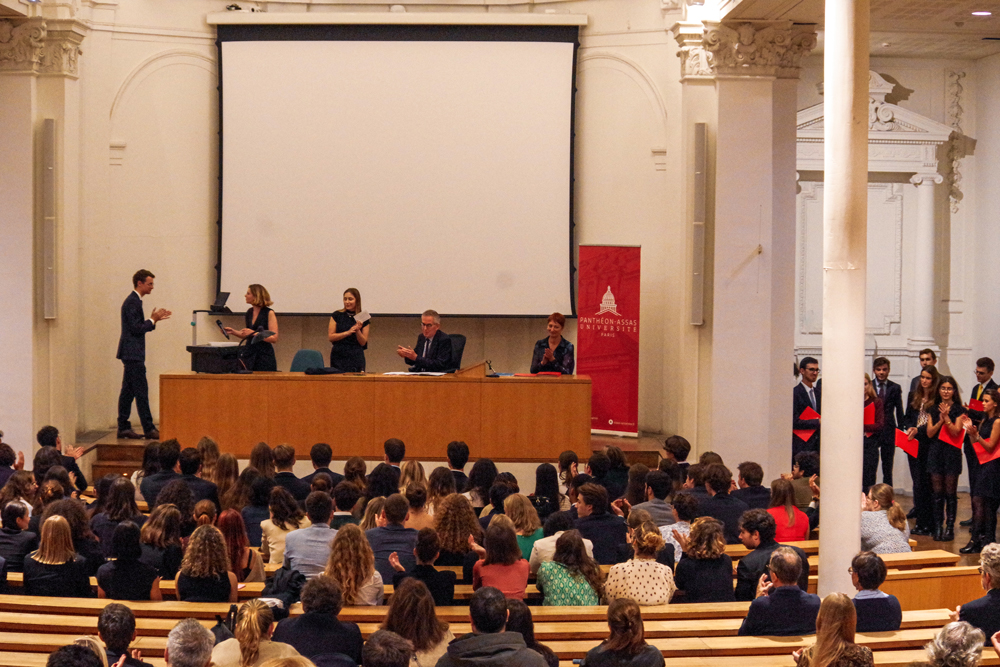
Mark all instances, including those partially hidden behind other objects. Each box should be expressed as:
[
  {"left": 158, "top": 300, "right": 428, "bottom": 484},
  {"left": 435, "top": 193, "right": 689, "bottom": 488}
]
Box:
[
  {"left": 267, "top": 376, "right": 377, "bottom": 458},
  {"left": 372, "top": 377, "right": 481, "bottom": 454},
  {"left": 160, "top": 375, "right": 268, "bottom": 454},
  {"left": 480, "top": 378, "right": 592, "bottom": 460}
]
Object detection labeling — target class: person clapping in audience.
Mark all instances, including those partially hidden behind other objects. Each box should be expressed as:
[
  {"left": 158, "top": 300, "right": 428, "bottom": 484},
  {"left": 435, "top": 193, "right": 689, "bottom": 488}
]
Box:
[
  {"left": 0, "top": 500, "right": 37, "bottom": 571},
  {"left": 849, "top": 551, "right": 901, "bottom": 632},
  {"left": 673, "top": 517, "right": 735, "bottom": 604},
  {"left": 382, "top": 578, "right": 455, "bottom": 667},
  {"left": 389, "top": 527, "right": 456, "bottom": 606},
  {"left": 176, "top": 524, "right": 238, "bottom": 603},
  {"left": 536, "top": 529, "right": 603, "bottom": 606},
  {"left": 324, "top": 523, "right": 384, "bottom": 606},
  {"left": 734, "top": 509, "right": 809, "bottom": 601},
  {"left": 738, "top": 547, "right": 821, "bottom": 637},
  {"left": 604, "top": 521, "right": 675, "bottom": 606},
  {"left": 471, "top": 516, "right": 530, "bottom": 600},
  {"left": 24, "top": 515, "right": 93, "bottom": 598},
  {"left": 211, "top": 599, "right": 300, "bottom": 667},
  {"left": 792, "top": 592, "right": 873, "bottom": 667},
  {"left": 98, "top": 604, "right": 154, "bottom": 667},
  {"left": 97, "top": 521, "right": 161, "bottom": 600},
  {"left": 580, "top": 598, "right": 665, "bottom": 667}
]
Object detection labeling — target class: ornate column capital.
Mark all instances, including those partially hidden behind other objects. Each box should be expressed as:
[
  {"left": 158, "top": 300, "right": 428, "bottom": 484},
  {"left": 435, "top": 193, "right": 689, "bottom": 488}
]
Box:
[
  {"left": 910, "top": 173, "right": 944, "bottom": 186},
  {"left": 671, "top": 20, "right": 817, "bottom": 82},
  {"left": 0, "top": 18, "right": 85, "bottom": 78}
]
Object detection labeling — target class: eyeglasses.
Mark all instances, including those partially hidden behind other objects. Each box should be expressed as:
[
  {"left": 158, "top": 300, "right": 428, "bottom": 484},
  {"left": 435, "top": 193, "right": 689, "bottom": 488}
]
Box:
[{"left": 420, "top": 323, "right": 436, "bottom": 328}]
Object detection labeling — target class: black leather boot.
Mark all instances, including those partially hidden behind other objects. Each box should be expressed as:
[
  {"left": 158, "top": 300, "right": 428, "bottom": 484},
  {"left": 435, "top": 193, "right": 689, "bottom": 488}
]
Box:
[
  {"left": 932, "top": 494, "right": 946, "bottom": 541},
  {"left": 960, "top": 536, "right": 982, "bottom": 554},
  {"left": 943, "top": 495, "right": 957, "bottom": 542}
]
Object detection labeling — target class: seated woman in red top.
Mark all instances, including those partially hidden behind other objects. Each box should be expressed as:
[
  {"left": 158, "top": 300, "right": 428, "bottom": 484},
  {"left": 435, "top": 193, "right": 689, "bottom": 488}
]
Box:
[
  {"left": 768, "top": 479, "right": 810, "bottom": 542},
  {"left": 471, "top": 515, "right": 529, "bottom": 599}
]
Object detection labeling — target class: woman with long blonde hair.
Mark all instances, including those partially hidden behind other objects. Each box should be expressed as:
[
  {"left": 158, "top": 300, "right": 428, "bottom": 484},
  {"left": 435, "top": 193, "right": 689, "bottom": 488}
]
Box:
[
  {"left": 793, "top": 593, "right": 873, "bottom": 667},
  {"left": 860, "top": 484, "right": 910, "bottom": 554},
  {"left": 399, "top": 460, "right": 426, "bottom": 493},
  {"left": 214, "top": 453, "right": 239, "bottom": 502},
  {"left": 768, "top": 478, "right": 810, "bottom": 542},
  {"left": 504, "top": 493, "right": 544, "bottom": 560},
  {"left": 324, "top": 524, "right": 383, "bottom": 605},
  {"left": 176, "top": 524, "right": 238, "bottom": 602},
  {"left": 211, "top": 599, "right": 301, "bottom": 667},
  {"left": 359, "top": 496, "right": 386, "bottom": 531},
  {"left": 24, "top": 514, "right": 92, "bottom": 597}
]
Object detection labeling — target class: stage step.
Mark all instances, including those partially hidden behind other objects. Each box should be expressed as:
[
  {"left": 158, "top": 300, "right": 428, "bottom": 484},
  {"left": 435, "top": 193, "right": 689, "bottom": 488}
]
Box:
[{"left": 87, "top": 432, "right": 150, "bottom": 482}]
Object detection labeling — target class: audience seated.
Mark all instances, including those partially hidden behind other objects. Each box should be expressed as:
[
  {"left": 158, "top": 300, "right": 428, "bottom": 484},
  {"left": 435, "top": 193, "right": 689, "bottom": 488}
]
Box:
[
  {"left": 660, "top": 492, "right": 696, "bottom": 563},
  {"left": 427, "top": 467, "right": 457, "bottom": 517},
  {"left": 139, "top": 502, "right": 184, "bottom": 580},
  {"left": 793, "top": 592, "right": 873, "bottom": 667},
  {"left": 24, "top": 514, "right": 93, "bottom": 597},
  {"left": 506, "top": 599, "right": 560, "bottom": 667},
  {"left": 433, "top": 494, "right": 483, "bottom": 581},
  {"left": 155, "top": 479, "right": 197, "bottom": 538},
  {"left": 28, "top": 479, "right": 63, "bottom": 535},
  {"left": 768, "top": 478, "right": 810, "bottom": 542},
  {"left": 219, "top": 509, "right": 265, "bottom": 583},
  {"left": 212, "top": 599, "right": 301, "bottom": 667},
  {"left": 390, "top": 527, "right": 456, "bottom": 606},
  {"left": 98, "top": 603, "right": 154, "bottom": 667},
  {"left": 166, "top": 618, "right": 215, "bottom": 667},
  {"left": 368, "top": 464, "right": 403, "bottom": 503},
  {"left": 861, "top": 484, "right": 911, "bottom": 554},
  {"left": 464, "top": 459, "right": 499, "bottom": 511},
  {"left": 0, "top": 443, "right": 20, "bottom": 493},
  {"left": 447, "top": 441, "right": 470, "bottom": 493},
  {"left": 622, "top": 463, "right": 650, "bottom": 508},
  {"left": 97, "top": 521, "right": 162, "bottom": 600},
  {"left": 738, "top": 546, "right": 821, "bottom": 636},
  {"left": 661, "top": 435, "right": 691, "bottom": 474},
  {"left": 131, "top": 443, "right": 160, "bottom": 504},
  {"left": 0, "top": 470, "right": 36, "bottom": 525},
  {"left": 213, "top": 453, "right": 239, "bottom": 504},
  {"left": 382, "top": 577, "right": 455, "bottom": 666},
  {"left": 850, "top": 551, "right": 902, "bottom": 632},
  {"left": 343, "top": 456, "right": 367, "bottom": 498},
  {"left": 581, "top": 598, "right": 665, "bottom": 667},
  {"left": 437, "top": 586, "right": 548, "bottom": 667},
  {"left": 367, "top": 493, "right": 418, "bottom": 582},
  {"left": 249, "top": 442, "right": 276, "bottom": 480},
  {"left": 300, "top": 443, "right": 343, "bottom": 487},
  {"left": 46, "top": 644, "right": 102, "bottom": 667},
  {"left": 923, "top": 622, "right": 985, "bottom": 667},
  {"left": 271, "top": 576, "right": 363, "bottom": 665},
  {"left": 699, "top": 464, "right": 749, "bottom": 544},
  {"left": 36, "top": 426, "right": 87, "bottom": 491},
  {"left": 43, "top": 498, "right": 105, "bottom": 575},
  {"left": 196, "top": 436, "right": 220, "bottom": 481},
  {"left": 529, "top": 511, "right": 594, "bottom": 574},
  {"left": 398, "top": 460, "right": 426, "bottom": 494},
  {"left": 176, "top": 524, "right": 238, "bottom": 603},
  {"left": 604, "top": 520, "right": 675, "bottom": 606},
  {"left": 271, "top": 445, "right": 310, "bottom": 503},
  {"left": 330, "top": 482, "right": 361, "bottom": 529},
  {"left": 957, "top": 542, "right": 1000, "bottom": 645},
  {"left": 223, "top": 467, "right": 261, "bottom": 513},
  {"left": 178, "top": 447, "right": 221, "bottom": 511},
  {"left": 731, "top": 461, "right": 770, "bottom": 510},
  {"left": 734, "top": 509, "right": 809, "bottom": 601},
  {"left": 479, "top": 482, "right": 516, "bottom": 530},
  {"left": 380, "top": 438, "right": 406, "bottom": 487},
  {"left": 628, "top": 470, "right": 675, "bottom": 527},
  {"left": 536, "top": 529, "right": 602, "bottom": 606},
  {"left": 362, "top": 630, "right": 414, "bottom": 667},
  {"left": 783, "top": 452, "right": 820, "bottom": 511},
  {"left": 505, "top": 494, "right": 544, "bottom": 560},
  {"left": 0, "top": 500, "right": 37, "bottom": 571},
  {"left": 673, "top": 517, "right": 736, "bottom": 603},
  {"left": 323, "top": 523, "right": 384, "bottom": 606},
  {"left": 471, "top": 517, "right": 530, "bottom": 599},
  {"left": 31, "top": 446, "right": 63, "bottom": 488},
  {"left": 242, "top": 476, "right": 276, "bottom": 547},
  {"left": 403, "top": 482, "right": 434, "bottom": 531},
  {"left": 140, "top": 439, "right": 181, "bottom": 507},
  {"left": 283, "top": 491, "right": 335, "bottom": 579},
  {"left": 574, "top": 483, "right": 628, "bottom": 564},
  {"left": 44, "top": 465, "right": 77, "bottom": 500},
  {"left": 360, "top": 496, "right": 386, "bottom": 531},
  {"left": 682, "top": 464, "right": 711, "bottom": 513},
  {"left": 261, "top": 486, "right": 310, "bottom": 565},
  {"left": 615, "top": 510, "right": 674, "bottom": 569},
  {"left": 91, "top": 477, "right": 147, "bottom": 557},
  {"left": 528, "top": 463, "right": 567, "bottom": 521},
  {"left": 193, "top": 499, "right": 216, "bottom": 527}
]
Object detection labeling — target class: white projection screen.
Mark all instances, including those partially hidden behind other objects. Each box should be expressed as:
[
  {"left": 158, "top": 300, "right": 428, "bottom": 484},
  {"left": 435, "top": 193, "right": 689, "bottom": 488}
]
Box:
[{"left": 217, "top": 24, "right": 579, "bottom": 316}]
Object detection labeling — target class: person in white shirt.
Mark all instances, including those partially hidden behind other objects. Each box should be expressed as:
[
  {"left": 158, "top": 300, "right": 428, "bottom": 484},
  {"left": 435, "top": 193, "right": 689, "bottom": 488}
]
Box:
[{"left": 529, "top": 511, "right": 593, "bottom": 574}]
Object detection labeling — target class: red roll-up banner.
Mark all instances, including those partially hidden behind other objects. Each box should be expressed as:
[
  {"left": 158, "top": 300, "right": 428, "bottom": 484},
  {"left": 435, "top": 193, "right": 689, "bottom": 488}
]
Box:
[{"left": 576, "top": 245, "right": 641, "bottom": 436}]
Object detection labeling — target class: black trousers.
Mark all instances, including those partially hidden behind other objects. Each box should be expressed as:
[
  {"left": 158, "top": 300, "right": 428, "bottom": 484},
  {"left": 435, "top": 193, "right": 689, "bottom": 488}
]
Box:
[
  {"left": 118, "top": 361, "right": 154, "bottom": 433},
  {"left": 863, "top": 436, "right": 880, "bottom": 492},
  {"left": 907, "top": 435, "right": 932, "bottom": 527},
  {"left": 879, "top": 431, "right": 896, "bottom": 487}
]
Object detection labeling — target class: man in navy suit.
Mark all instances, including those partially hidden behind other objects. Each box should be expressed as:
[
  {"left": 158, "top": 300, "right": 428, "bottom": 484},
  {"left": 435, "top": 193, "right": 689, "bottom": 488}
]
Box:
[
  {"left": 956, "top": 542, "right": 1000, "bottom": 645},
  {"left": 35, "top": 425, "right": 88, "bottom": 492},
  {"left": 396, "top": 309, "right": 453, "bottom": 372},
  {"left": 738, "top": 546, "right": 821, "bottom": 636},
  {"left": 117, "top": 270, "right": 170, "bottom": 440},
  {"left": 870, "top": 357, "right": 905, "bottom": 489},
  {"left": 792, "top": 357, "right": 822, "bottom": 461}
]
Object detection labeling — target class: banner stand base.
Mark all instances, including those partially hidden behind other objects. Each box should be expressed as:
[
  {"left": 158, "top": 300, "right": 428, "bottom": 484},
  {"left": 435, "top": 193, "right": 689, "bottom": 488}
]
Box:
[{"left": 591, "top": 429, "right": 639, "bottom": 438}]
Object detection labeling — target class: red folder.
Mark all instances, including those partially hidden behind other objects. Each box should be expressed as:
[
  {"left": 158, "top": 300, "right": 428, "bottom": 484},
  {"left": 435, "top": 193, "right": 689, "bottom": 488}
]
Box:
[
  {"left": 938, "top": 425, "right": 965, "bottom": 449},
  {"left": 973, "top": 438, "right": 1000, "bottom": 465},
  {"left": 864, "top": 402, "right": 875, "bottom": 426},
  {"left": 800, "top": 406, "right": 821, "bottom": 421},
  {"left": 970, "top": 399, "right": 985, "bottom": 412},
  {"left": 793, "top": 429, "right": 816, "bottom": 442},
  {"left": 794, "top": 406, "right": 820, "bottom": 442},
  {"left": 895, "top": 429, "right": 919, "bottom": 458}
]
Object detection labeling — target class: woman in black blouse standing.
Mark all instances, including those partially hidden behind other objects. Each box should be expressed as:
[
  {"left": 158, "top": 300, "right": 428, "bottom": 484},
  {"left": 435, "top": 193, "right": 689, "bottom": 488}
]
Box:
[
  {"left": 925, "top": 376, "right": 966, "bottom": 542},
  {"left": 904, "top": 365, "right": 940, "bottom": 537},
  {"left": 225, "top": 284, "right": 279, "bottom": 372},
  {"left": 960, "top": 389, "right": 1000, "bottom": 553},
  {"left": 530, "top": 313, "right": 575, "bottom": 375},
  {"left": 327, "top": 288, "right": 369, "bottom": 372}
]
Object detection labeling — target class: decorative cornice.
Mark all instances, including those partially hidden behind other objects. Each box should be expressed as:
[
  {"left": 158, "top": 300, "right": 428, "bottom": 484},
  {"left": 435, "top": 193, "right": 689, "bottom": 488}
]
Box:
[
  {"left": 671, "top": 20, "right": 816, "bottom": 81},
  {"left": 0, "top": 18, "right": 84, "bottom": 77}
]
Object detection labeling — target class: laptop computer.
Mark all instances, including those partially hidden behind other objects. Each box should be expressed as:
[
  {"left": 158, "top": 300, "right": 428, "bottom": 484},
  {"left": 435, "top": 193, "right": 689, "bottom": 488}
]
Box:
[{"left": 209, "top": 292, "right": 232, "bottom": 313}]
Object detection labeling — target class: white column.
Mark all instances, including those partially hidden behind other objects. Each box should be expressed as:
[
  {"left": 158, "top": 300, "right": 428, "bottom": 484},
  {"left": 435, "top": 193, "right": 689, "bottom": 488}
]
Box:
[
  {"left": 909, "top": 174, "right": 943, "bottom": 345},
  {"left": 818, "top": 0, "right": 869, "bottom": 597}
]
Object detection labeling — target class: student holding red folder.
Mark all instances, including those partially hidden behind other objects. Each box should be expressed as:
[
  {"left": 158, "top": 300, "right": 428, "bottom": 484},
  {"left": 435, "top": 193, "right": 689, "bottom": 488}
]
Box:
[
  {"left": 925, "top": 376, "right": 966, "bottom": 542},
  {"left": 792, "top": 358, "right": 822, "bottom": 463},
  {"left": 862, "top": 374, "right": 885, "bottom": 493},
  {"left": 960, "top": 388, "right": 1000, "bottom": 553},
  {"left": 903, "top": 366, "right": 940, "bottom": 537}
]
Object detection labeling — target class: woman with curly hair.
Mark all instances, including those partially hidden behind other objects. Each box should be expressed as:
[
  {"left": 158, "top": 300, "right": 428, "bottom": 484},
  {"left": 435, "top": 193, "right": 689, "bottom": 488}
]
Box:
[
  {"left": 581, "top": 598, "right": 664, "bottom": 667},
  {"left": 426, "top": 467, "right": 456, "bottom": 516},
  {"left": 323, "top": 524, "right": 383, "bottom": 606},
  {"left": 214, "top": 453, "right": 239, "bottom": 502},
  {"left": 197, "top": 437, "right": 220, "bottom": 481},
  {"left": 177, "top": 524, "right": 238, "bottom": 602},
  {"left": 0, "top": 469, "right": 36, "bottom": 517},
  {"left": 433, "top": 494, "right": 483, "bottom": 569},
  {"left": 139, "top": 503, "right": 183, "bottom": 580},
  {"left": 91, "top": 477, "right": 146, "bottom": 557},
  {"left": 793, "top": 592, "right": 873, "bottom": 667},
  {"left": 260, "top": 486, "right": 309, "bottom": 564},
  {"left": 536, "top": 529, "right": 602, "bottom": 605},
  {"left": 382, "top": 578, "right": 454, "bottom": 667},
  {"left": 218, "top": 509, "right": 264, "bottom": 583},
  {"left": 504, "top": 494, "right": 543, "bottom": 560},
  {"left": 212, "top": 599, "right": 301, "bottom": 667},
  {"left": 604, "top": 521, "right": 675, "bottom": 606},
  {"left": 672, "top": 517, "right": 735, "bottom": 603}
]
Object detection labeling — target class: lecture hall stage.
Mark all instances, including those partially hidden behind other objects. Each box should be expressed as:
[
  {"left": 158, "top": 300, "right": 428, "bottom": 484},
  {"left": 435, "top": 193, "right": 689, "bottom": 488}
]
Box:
[{"left": 159, "top": 367, "right": 591, "bottom": 461}]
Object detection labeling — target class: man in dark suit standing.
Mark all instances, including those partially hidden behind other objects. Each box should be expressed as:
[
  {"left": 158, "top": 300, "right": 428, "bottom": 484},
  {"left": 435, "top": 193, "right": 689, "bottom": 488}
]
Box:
[
  {"left": 871, "top": 357, "right": 905, "bottom": 488},
  {"left": 117, "top": 270, "right": 170, "bottom": 440},
  {"left": 792, "top": 357, "right": 822, "bottom": 460},
  {"left": 396, "top": 309, "right": 453, "bottom": 372}
]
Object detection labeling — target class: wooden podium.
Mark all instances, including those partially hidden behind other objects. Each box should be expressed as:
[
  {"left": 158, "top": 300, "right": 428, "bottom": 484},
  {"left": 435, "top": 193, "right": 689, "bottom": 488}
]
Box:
[{"left": 159, "top": 364, "right": 591, "bottom": 461}]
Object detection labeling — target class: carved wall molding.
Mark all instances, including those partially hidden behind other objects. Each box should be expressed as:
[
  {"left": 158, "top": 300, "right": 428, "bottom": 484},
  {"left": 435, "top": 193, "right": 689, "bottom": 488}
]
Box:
[
  {"left": 0, "top": 18, "right": 84, "bottom": 77},
  {"left": 946, "top": 70, "right": 966, "bottom": 214},
  {"left": 671, "top": 20, "right": 817, "bottom": 81}
]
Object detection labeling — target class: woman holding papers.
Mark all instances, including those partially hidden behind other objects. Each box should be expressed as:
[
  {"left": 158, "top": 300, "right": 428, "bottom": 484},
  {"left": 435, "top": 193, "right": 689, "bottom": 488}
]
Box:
[
  {"left": 903, "top": 365, "right": 940, "bottom": 537},
  {"left": 530, "top": 312, "right": 575, "bottom": 375},
  {"left": 224, "top": 284, "right": 279, "bottom": 372},
  {"left": 327, "top": 288, "right": 369, "bottom": 372},
  {"left": 959, "top": 388, "right": 1000, "bottom": 553},
  {"left": 925, "top": 376, "right": 966, "bottom": 542},
  {"left": 862, "top": 374, "right": 885, "bottom": 493}
]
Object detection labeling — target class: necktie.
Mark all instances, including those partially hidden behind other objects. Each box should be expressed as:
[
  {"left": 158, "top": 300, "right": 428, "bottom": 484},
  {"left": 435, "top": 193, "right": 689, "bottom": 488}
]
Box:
[
  {"left": 808, "top": 387, "right": 816, "bottom": 411},
  {"left": 978, "top": 385, "right": 984, "bottom": 400},
  {"left": 423, "top": 339, "right": 430, "bottom": 358},
  {"left": 878, "top": 382, "right": 885, "bottom": 401}
]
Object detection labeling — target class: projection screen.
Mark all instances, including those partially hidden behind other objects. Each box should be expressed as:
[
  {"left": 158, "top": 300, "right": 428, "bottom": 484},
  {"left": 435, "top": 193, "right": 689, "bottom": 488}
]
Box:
[{"left": 217, "top": 24, "right": 578, "bottom": 316}]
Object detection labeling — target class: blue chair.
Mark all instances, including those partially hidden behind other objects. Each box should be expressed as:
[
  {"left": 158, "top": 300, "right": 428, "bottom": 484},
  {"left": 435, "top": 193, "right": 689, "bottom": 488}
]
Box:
[{"left": 290, "top": 349, "right": 324, "bottom": 372}]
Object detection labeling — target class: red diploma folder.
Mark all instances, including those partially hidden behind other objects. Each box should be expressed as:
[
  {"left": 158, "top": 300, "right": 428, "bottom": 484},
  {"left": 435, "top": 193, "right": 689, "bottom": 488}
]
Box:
[
  {"left": 938, "top": 425, "right": 965, "bottom": 449},
  {"left": 970, "top": 399, "right": 985, "bottom": 412},
  {"left": 794, "top": 406, "right": 820, "bottom": 442},
  {"left": 864, "top": 402, "right": 875, "bottom": 426},
  {"left": 895, "top": 429, "right": 919, "bottom": 458},
  {"left": 973, "top": 437, "right": 1000, "bottom": 465}
]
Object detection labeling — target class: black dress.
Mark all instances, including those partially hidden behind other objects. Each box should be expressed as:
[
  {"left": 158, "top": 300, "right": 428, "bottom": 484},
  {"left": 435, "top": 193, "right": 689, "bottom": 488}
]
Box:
[
  {"left": 24, "top": 554, "right": 93, "bottom": 597},
  {"left": 927, "top": 402, "right": 966, "bottom": 476},
  {"left": 673, "top": 554, "right": 736, "bottom": 603},
  {"left": 97, "top": 559, "right": 159, "bottom": 600},
  {"left": 329, "top": 310, "right": 368, "bottom": 371},
  {"left": 976, "top": 417, "right": 1000, "bottom": 499},
  {"left": 242, "top": 306, "right": 277, "bottom": 372},
  {"left": 140, "top": 543, "right": 183, "bottom": 580},
  {"left": 177, "top": 572, "right": 232, "bottom": 602}
]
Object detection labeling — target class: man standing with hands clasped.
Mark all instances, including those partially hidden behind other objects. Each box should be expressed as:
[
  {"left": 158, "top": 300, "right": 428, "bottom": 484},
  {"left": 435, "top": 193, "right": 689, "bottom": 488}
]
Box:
[{"left": 117, "top": 269, "right": 171, "bottom": 440}]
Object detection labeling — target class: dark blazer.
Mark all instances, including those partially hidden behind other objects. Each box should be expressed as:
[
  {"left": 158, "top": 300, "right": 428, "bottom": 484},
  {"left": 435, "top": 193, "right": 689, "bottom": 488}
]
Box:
[
  {"left": 181, "top": 474, "right": 220, "bottom": 511},
  {"left": 873, "top": 378, "right": 905, "bottom": 432},
  {"left": 731, "top": 485, "right": 771, "bottom": 510},
  {"left": 105, "top": 650, "right": 154, "bottom": 667},
  {"left": 117, "top": 291, "right": 154, "bottom": 362},
  {"left": 393, "top": 563, "right": 457, "bottom": 606},
  {"left": 792, "top": 382, "right": 822, "bottom": 451},
  {"left": 0, "top": 528, "right": 37, "bottom": 572},
  {"left": 140, "top": 470, "right": 181, "bottom": 507},
  {"left": 853, "top": 594, "right": 902, "bottom": 632},
  {"left": 451, "top": 470, "right": 469, "bottom": 493},
  {"left": 738, "top": 585, "right": 821, "bottom": 636},
  {"left": 734, "top": 539, "right": 810, "bottom": 601},
  {"left": 406, "top": 330, "right": 454, "bottom": 372},
  {"left": 0, "top": 467, "right": 13, "bottom": 489},
  {"left": 699, "top": 492, "right": 750, "bottom": 544},
  {"left": 275, "top": 472, "right": 312, "bottom": 503},
  {"left": 59, "top": 454, "right": 88, "bottom": 491},
  {"left": 968, "top": 379, "right": 999, "bottom": 424},
  {"left": 272, "top": 612, "right": 363, "bottom": 665},
  {"left": 366, "top": 524, "right": 418, "bottom": 583},
  {"left": 574, "top": 513, "right": 628, "bottom": 565},
  {"left": 301, "top": 468, "right": 344, "bottom": 487},
  {"left": 959, "top": 588, "right": 1000, "bottom": 645}
]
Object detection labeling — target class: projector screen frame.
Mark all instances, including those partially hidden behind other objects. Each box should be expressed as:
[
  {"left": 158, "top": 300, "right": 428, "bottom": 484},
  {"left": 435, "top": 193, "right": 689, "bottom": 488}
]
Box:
[{"left": 214, "top": 22, "right": 580, "bottom": 318}]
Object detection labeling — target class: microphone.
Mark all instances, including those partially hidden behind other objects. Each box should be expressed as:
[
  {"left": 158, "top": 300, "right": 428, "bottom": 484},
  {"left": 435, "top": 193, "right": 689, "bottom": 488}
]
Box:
[{"left": 216, "top": 319, "right": 230, "bottom": 340}]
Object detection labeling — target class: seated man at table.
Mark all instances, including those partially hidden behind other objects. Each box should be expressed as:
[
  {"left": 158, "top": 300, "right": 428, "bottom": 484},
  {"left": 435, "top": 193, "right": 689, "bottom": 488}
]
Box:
[
  {"left": 396, "top": 309, "right": 453, "bottom": 372},
  {"left": 851, "top": 551, "right": 902, "bottom": 632},
  {"left": 734, "top": 509, "right": 809, "bottom": 601},
  {"left": 738, "top": 547, "right": 821, "bottom": 636}
]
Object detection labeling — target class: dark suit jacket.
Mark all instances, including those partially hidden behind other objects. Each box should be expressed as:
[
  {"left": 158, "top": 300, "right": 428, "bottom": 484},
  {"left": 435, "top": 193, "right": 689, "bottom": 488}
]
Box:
[
  {"left": 60, "top": 454, "right": 88, "bottom": 491},
  {"left": 959, "top": 588, "right": 1000, "bottom": 645},
  {"left": 393, "top": 563, "right": 457, "bottom": 606},
  {"left": 574, "top": 513, "right": 628, "bottom": 565},
  {"left": 0, "top": 467, "right": 15, "bottom": 489},
  {"left": 734, "top": 539, "right": 810, "bottom": 601},
  {"left": 301, "top": 468, "right": 344, "bottom": 487},
  {"left": 792, "top": 382, "right": 822, "bottom": 450},
  {"left": 117, "top": 291, "right": 154, "bottom": 362},
  {"left": 366, "top": 524, "right": 418, "bottom": 583},
  {"left": 181, "top": 474, "right": 220, "bottom": 511},
  {"left": 873, "top": 379, "right": 905, "bottom": 433},
  {"left": 451, "top": 470, "right": 469, "bottom": 493},
  {"left": 0, "top": 528, "right": 37, "bottom": 572},
  {"left": 968, "top": 379, "right": 999, "bottom": 424},
  {"left": 700, "top": 492, "right": 749, "bottom": 544},
  {"left": 738, "top": 585, "right": 821, "bottom": 636},
  {"left": 274, "top": 472, "right": 312, "bottom": 502},
  {"left": 272, "top": 612, "right": 363, "bottom": 664},
  {"left": 140, "top": 470, "right": 181, "bottom": 507},
  {"left": 731, "top": 486, "right": 771, "bottom": 510},
  {"left": 406, "top": 330, "right": 454, "bottom": 372}
]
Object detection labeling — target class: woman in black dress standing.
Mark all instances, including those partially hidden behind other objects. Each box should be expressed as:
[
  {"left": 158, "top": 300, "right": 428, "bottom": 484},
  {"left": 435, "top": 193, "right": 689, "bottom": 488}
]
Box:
[
  {"left": 225, "top": 284, "right": 278, "bottom": 372},
  {"left": 904, "top": 365, "right": 940, "bottom": 536},
  {"left": 925, "top": 375, "right": 965, "bottom": 542},
  {"left": 961, "top": 389, "right": 1000, "bottom": 553},
  {"left": 327, "top": 287, "right": 369, "bottom": 372}
]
